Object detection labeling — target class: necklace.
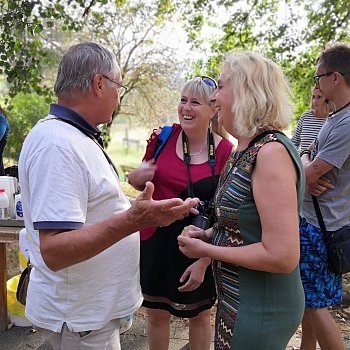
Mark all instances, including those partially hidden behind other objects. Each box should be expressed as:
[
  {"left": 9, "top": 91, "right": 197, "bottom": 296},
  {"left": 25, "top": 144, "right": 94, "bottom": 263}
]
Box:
[
  {"left": 190, "top": 139, "right": 207, "bottom": 156},
  {"left": 328, "top": 100, "right": 350, "bottom": 118}
]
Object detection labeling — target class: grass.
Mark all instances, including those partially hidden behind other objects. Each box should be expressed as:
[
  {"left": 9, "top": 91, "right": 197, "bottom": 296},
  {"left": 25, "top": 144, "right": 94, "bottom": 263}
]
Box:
[
  {"left": 107, "top": 124, "right": 149, "bottom": 181},
  {"left": 107, "top": 141, "right": 144, "bottom": 181}
]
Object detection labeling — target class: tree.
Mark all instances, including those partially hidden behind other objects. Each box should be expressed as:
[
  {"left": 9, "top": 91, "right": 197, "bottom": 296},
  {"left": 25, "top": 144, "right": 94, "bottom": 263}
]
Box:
[
  {"left": 0, "top": 0, "right": 182, "bottom": 150},
  {"left": 54, "top": 0, "right": 182, "bottom": 145},
  {"left": 175, "top": 0, "right": 350, "bottom": 123},
  {"left": 0, "top": 0, "right": 94, "bottom": 99},
  {"left": 3, "top": 92, "right": 48, "bottom": 163}
]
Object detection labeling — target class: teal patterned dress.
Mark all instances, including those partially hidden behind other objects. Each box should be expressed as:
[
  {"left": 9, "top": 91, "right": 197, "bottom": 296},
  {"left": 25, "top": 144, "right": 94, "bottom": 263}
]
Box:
[{"left": 212, "top": 132, "right": 305, "bottom": 350}]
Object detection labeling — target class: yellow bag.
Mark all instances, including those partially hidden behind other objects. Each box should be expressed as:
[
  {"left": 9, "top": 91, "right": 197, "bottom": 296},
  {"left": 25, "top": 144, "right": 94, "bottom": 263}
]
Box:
[
  {"left": 7, "top": 274, "right": 25, "bottom": 317},
  {"left": 6, "top": 274, "right": 31, "bottom": 326}
]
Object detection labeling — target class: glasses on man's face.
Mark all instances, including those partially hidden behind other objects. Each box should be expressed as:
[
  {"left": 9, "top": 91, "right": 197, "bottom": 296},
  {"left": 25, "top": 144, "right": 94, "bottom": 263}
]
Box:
[
  {"left": 313, "top": 71, "right": 344, "bottom": 86},
  {"left": 200, "top": 76, "right": 218, "bottom": 89},
  {"left": 101, "top": 74, "right": 128, "bottom": 97}
]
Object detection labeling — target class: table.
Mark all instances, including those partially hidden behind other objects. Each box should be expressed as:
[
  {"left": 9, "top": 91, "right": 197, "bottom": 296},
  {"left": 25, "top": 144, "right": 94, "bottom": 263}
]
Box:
[{"left": 0, "top": 220, "right": 23, "bottom": 331}]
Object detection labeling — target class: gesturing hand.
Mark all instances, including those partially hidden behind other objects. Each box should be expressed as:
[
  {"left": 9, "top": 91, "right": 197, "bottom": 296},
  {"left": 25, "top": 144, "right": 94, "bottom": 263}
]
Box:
[{"left": 130, "top": 182, "right": 199, "bottom": 228}]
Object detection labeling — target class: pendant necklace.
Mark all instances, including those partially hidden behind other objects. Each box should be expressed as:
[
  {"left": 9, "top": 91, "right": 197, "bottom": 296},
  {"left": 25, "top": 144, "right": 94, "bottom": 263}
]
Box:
[{"left": 190, "top": 139, "right": 208, "bottom": 156}]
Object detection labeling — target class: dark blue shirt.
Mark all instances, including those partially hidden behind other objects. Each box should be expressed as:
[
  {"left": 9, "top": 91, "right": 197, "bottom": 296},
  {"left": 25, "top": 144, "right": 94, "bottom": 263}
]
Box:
[{"left": 0, "top": 113, "right": 10, "bottom": 175}]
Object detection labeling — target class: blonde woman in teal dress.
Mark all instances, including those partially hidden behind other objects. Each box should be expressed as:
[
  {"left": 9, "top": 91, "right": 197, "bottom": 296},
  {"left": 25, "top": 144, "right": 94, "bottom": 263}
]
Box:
[{"left": 178, "top": 51, "right": 306, "bottom": 350}]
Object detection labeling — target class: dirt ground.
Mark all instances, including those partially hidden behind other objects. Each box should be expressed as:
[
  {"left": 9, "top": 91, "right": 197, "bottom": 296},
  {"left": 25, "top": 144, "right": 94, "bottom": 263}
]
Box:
[{"left": 5, "top": 242, "right": 350, "bottom": 344}]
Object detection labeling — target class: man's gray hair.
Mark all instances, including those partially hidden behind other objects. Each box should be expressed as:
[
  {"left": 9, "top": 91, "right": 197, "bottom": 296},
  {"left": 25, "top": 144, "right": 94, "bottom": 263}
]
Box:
[{"left": 54, "top": 42, "right": 118, "bottom": 98}]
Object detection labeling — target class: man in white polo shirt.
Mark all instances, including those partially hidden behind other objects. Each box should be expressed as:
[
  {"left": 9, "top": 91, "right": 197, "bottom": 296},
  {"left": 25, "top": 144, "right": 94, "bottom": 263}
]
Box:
[{"left": 18, "top": 42, "right": 199, "bottom": 350}]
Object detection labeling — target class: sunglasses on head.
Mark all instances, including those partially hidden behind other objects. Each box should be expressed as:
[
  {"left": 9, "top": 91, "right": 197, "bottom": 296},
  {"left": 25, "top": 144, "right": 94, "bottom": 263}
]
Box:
[{"left": 199, "top": 76, "right": 218, "bottom": 89}]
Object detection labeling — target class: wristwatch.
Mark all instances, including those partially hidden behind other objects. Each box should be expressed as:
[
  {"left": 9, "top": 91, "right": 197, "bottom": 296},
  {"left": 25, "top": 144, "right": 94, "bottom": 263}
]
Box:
[{"left": 300, "top": 149, "right": 311, "bottom": 157}]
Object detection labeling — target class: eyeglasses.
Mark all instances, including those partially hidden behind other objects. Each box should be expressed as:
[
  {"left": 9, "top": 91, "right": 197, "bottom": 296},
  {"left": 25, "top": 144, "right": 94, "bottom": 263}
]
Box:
[
  {"left": 200, "top": 76, "right": 218, "bottom": 89},
  {"left": 313, "top": 71, "right": 344, "bottom": 86},
  {"left": 101, "top": 74, "right": 128, "bottom": 97}
]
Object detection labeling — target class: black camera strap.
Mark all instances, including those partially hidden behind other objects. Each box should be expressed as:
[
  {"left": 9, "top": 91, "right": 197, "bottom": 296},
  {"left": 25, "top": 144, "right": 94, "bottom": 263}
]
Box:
[
  {"left": 182, "top": 129, "right": 216, "bottom": 198},
  {"left": 47, "top": 116, "right": 119, "bottom": 177}
]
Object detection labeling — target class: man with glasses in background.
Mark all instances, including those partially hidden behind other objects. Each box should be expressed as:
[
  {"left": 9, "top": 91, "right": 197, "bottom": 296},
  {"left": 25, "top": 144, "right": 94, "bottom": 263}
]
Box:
[
  {"left": 18, "top": 42, "right": 199, "bottom": 350},
  {"left": 298, "top": 44, "right": 350, "bottom": 350}
]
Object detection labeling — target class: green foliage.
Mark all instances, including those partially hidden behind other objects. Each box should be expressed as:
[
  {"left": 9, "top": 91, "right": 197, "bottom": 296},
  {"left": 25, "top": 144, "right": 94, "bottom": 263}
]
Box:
[
  {"left": 3, "top": 92, "right": 50, "bottom": 162},
  {"left": 2, "top": 0, "right": 350, "bottom": 146},
  {"left": 0, "top": 0, "right": 179, "bottom": 147},
  {"left": 0, "top": 0, "right": 99, "bottom": 98},
  {"left": 83, "top": 0, "right": 181, "bottom": 144},
  {"left": 178, "top": 0, "right": 350, "bottom": 123}
]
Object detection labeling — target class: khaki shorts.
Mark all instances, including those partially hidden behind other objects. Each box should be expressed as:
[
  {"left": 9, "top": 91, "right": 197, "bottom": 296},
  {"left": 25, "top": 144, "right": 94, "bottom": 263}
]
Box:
[{"left": 36, "top": 318, "right": 121, "bottom": 350}]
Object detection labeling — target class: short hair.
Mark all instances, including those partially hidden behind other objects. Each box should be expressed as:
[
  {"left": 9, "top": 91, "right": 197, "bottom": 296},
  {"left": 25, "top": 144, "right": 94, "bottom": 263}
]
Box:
[
  {"left": 221, "top": 51, "right": 293, "bottom": 138},
  {"left": 317, "top": 44, "right": 350, "bottom": 86},
  {"left": 181, "top": 77, "right": 229, "bottom": 139},
  {"left": 54, "top": 42, "right": 118, "bottom": 99},
  {"left": 181, "top": 77, "right": 216, "bottom": 106}
]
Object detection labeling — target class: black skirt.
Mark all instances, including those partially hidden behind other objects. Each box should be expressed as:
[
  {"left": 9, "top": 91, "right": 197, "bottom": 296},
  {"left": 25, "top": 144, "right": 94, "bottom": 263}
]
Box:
[{"left": 140, "top": 216, "right": 216, "bottom": 318}]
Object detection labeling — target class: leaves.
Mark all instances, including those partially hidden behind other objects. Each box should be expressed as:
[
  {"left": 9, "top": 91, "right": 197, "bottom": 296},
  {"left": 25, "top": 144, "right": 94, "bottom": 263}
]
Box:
[
  {"left": 178, "top": 0, "right": 350, "bottom": 123},
  {"left": 0, "top": 0, "right": 181, "bottom": 153}
]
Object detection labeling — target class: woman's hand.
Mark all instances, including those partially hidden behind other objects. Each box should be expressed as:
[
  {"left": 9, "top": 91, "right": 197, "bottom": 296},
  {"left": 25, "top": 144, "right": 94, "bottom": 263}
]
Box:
[
  {"left": 178, "top": 235, "right": 209, "bottom": 259},
  {"left": 127, "top": 160, "right": 157, "bottom": 191},
  {"left": 178, "top": 257, "right": 211, "bottom": 292},
  {"left": 181, "top": 225, "right": 213, "bottom": 242}
]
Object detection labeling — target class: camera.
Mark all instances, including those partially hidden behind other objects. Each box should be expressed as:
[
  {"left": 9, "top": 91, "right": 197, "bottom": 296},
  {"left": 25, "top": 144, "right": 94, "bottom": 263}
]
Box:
[{"left": 192, "top": 200, "right": 215, "bottom": 230}]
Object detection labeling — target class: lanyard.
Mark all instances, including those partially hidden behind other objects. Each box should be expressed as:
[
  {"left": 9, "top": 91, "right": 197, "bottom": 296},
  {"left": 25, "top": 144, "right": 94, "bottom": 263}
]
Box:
[
  {"left": 48, "top": 116, "right": 119, "bottom": 177},
  {"left": 182, "top": 129, "right": 216, "bottom": 198},
  {"left": 327, "top": 100, "right": 350, "bottom": 118}
]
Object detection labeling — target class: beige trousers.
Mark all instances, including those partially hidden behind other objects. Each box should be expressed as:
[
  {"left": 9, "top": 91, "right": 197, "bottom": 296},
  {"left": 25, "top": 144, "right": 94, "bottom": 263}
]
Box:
[{"left": 36, "top": 318, "right": 121, "bottom": 350}]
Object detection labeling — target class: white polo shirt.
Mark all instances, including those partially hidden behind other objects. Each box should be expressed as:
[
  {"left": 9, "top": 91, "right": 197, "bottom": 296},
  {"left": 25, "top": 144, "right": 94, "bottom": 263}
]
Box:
[{"left": 19, "top": 114, "right": 142, "bottom": 332}]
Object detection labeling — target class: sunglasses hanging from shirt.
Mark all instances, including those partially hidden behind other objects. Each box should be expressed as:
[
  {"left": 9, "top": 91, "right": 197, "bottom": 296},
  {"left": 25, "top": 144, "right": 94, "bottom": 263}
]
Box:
[{"left": 182, "top": 129, "right": 216, "bottom": 198}]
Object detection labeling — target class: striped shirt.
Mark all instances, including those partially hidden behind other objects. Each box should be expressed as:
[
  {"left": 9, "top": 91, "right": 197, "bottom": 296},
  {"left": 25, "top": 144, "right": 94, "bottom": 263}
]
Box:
[{"left": 291, "top": 110, "right": 326, "bottom": 152}]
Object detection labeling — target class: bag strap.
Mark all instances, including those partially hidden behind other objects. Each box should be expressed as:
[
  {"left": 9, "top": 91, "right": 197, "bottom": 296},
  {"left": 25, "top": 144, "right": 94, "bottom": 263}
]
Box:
[
  {"left": 221, "top": 130, "right": 285, "bottom": 186},
  {"left": 247, "top": 129, "right": 285, "bottom": 148},
  {"left": 311, "top": 195, "right": 329, "bottom": 241},
  {"left": 154, "top": 125, "right": 173, "bottom": 161}
]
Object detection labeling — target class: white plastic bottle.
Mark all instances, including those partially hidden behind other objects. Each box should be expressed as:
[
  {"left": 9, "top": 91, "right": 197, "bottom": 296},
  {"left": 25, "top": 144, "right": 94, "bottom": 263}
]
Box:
[
  {"left": 15, "top": 192, "right": 23, "bottom": 219},
  {"left": 0, "top": 188, "right": 10, "bottom": 219}
]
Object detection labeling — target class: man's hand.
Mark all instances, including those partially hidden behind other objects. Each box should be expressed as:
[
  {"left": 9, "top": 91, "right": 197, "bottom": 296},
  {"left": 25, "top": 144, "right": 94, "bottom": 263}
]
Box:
[
  {"left": 178, "top": 258, "right": 211, "bottom": 292},
  {"left": 307, "top": 176, "right": 334, "bottom": 196},
  {"left": 129, "top": 182, "right": 199, "bottom": 228}
]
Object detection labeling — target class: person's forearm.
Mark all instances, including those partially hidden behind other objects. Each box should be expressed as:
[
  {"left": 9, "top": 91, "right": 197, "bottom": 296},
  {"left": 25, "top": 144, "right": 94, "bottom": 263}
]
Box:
[
  {"left": 300, "top": 151, "right": 311, "bottom": 167},
  {"left": 40, "top": 209, "right": 141, "bottom": 271},
  {"left": 301, "top": 152, "right": 321, "bottom": 185},
  {"left": 204, "top": 241, "right": 299, "bottom": 274},
  {"left": 198, "top": 256, "right": 211, "bottom": 267},
  {"left": 127, "top": 170, "right": 146, "bottom": 191},
  {"left": 41, "top": 186, "right": 198, "bottom": 271}
]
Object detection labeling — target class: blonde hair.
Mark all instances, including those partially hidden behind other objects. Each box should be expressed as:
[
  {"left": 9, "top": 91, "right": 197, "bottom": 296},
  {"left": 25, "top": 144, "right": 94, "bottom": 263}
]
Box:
[
  {"left": 181, "top": 77, "right": 229, "bottom": 139},
  {"left": 221, "top": 51, "right": 293, "bottom": 138},
  {"left": 181, "top": 77, "right": 215, "bottom": 106},
  {"left": 310, "top": 87, "right": 334, "bottom": 115}
]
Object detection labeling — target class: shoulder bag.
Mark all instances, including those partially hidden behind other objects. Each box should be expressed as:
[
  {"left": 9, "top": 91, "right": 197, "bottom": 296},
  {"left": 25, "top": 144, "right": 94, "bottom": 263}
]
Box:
[
  {"left": 16, "top": 260, "right": 32, "bottom": 305},
  {"left": 312, "top": 195, "right": 350, "bottom": 274}
]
